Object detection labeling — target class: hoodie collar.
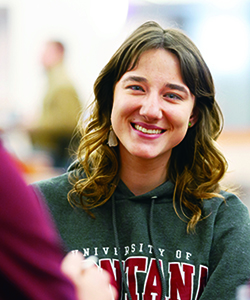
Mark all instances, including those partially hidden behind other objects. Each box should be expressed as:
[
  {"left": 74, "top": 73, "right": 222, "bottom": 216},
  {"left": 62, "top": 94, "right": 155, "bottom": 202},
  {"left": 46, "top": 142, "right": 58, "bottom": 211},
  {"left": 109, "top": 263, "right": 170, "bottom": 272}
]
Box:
[{"left": 114, "top": 179, "right": 174, "bottom": 202}]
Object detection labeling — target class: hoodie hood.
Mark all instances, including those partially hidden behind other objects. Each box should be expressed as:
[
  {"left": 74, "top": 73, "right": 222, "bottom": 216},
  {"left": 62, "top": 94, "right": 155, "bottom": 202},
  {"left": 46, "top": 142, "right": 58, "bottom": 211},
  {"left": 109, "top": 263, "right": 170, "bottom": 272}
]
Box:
[
  {"left": 67, "top": 159, "right": 81, "bottom": 172},
  {"left": 67, "top": 159, "right": 175, "bottom": 203},
  {"left": 115, "top": 178, "right": 175, "bottom": 203}
]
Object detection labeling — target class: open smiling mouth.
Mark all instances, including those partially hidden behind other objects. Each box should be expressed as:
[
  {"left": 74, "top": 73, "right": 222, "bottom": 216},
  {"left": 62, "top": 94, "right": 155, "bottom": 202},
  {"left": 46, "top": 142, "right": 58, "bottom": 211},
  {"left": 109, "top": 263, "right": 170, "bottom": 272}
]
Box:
[{"left": 132, "top": 123, "right": 165, "bottom": 135}]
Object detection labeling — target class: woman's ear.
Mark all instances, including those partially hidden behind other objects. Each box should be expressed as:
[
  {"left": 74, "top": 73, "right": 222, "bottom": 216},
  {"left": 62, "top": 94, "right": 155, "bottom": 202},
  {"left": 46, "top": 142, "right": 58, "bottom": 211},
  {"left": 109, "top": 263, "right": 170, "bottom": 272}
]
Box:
[{"left": 189, "top": 106, "right": 199, "bottom": 127}]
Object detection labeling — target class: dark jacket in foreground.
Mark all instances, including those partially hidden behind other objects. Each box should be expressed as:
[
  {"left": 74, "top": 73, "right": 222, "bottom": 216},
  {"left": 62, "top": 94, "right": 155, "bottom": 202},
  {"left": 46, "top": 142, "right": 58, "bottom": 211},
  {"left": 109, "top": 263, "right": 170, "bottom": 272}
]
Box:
[{"left": 0, "top": 142, "right": 76, "bottom": 300}]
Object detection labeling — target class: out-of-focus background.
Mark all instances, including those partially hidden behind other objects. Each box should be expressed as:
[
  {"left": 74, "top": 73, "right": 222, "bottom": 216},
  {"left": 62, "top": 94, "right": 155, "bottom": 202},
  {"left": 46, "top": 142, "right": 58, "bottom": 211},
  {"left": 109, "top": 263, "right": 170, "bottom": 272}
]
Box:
[{"left": 0, "top": 0, "right": 250, "bottom": 211}]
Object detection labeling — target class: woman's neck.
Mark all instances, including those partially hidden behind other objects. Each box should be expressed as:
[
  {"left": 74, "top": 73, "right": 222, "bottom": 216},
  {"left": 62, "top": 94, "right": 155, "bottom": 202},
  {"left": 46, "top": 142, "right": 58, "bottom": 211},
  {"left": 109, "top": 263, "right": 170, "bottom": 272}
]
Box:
[{"left": 120, "top": 157, "right": 168, "bottom": 196}]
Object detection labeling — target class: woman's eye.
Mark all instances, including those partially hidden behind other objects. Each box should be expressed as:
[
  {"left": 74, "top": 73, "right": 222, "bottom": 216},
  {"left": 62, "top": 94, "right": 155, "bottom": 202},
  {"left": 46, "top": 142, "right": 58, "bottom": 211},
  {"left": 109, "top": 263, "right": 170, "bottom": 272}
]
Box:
[
  {"left": 128, "top": 85, "right": 144, "bottom": 92},
  {"left": 165, "top": 93, "right": 182, "bottom": 100}
]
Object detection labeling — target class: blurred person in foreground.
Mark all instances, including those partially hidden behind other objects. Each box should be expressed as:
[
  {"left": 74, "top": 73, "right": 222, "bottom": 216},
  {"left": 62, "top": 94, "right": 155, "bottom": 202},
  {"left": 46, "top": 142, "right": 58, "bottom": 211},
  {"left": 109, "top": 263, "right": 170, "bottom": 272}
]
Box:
[
  {"left": 237, "top": 283, "right": 250, "bottom": 300},
  {"left": 0, "top": 140, "right": 117, "bottom": 300},
  {"left": 32, "top": 21, "right": 250, "bottom": 299},
  {"left": 28, "top": 40, "right": 82, "bottom": 168}
]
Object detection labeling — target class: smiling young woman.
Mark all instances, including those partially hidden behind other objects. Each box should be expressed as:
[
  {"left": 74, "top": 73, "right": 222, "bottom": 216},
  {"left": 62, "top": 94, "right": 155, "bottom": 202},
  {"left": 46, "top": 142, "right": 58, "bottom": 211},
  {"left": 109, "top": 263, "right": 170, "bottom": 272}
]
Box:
[
  {"left": 111, "top": 49, "right": 197, "bottom": 195},
  {"left": 70, "top": 22, "right": 223, "bottom": 226},
  {"left": 32, "top": 21, "right": 250, "bottom": 300},
  {"left": 112, "top": 49, "right": 196, "bottom": 163}
]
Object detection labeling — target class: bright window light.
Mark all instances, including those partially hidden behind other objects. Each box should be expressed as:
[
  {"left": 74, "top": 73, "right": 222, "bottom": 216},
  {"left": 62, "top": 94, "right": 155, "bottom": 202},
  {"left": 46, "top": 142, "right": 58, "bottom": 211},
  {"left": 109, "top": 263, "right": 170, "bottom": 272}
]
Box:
[
  {"left": 204, "top": 0, "right": 246, "bottom": 10},
  {"left": 86, "top": 0, "right": 129, "bottom": 38},
  {"left": 145, "top": 0, "right": 201, "bottom": 3},
  {"left": 198, "top": 15, "right": 250, "bottom": 73}
]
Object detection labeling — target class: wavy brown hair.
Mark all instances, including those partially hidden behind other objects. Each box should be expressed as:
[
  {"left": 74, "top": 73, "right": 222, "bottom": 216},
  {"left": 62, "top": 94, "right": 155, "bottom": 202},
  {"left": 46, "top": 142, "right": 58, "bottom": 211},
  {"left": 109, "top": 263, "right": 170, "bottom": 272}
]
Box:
[{"left": 68, "top": 21, "right": 228, "bottom": 231}]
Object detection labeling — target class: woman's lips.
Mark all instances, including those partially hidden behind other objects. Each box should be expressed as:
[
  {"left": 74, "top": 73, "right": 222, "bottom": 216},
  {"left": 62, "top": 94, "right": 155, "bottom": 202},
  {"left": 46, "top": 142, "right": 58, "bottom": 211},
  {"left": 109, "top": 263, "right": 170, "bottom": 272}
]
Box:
[{"left": 131, "top": 123, "right": 165, "bottom": 135}]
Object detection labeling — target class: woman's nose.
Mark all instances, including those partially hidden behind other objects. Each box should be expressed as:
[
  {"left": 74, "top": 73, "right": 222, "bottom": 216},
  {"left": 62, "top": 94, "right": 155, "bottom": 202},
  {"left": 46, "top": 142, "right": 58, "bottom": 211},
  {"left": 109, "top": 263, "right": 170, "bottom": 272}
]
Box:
[{"left": 139, "top": 93, "right": 163, "bottom": 120}]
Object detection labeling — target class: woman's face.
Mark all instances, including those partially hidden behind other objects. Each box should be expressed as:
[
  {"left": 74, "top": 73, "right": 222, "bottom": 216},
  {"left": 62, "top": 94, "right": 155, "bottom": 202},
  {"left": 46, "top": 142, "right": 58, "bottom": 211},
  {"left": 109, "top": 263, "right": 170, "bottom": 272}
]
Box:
[{"left": 111, "top": 48, "right": 197, "bottom": 165}]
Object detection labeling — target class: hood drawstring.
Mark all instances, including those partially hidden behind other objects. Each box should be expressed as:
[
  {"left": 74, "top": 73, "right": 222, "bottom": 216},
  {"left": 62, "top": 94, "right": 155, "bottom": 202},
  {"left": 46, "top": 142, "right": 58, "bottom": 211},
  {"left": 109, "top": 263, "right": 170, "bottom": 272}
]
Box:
[
  {"left": 112, "top": 194, "right": 166, "bottom": 300},
  {"left": 149, "top": 196, "right": 166, "bottom": 300},
  {"left": 112, "top": 194, "right": 132, "bottom": 300}
]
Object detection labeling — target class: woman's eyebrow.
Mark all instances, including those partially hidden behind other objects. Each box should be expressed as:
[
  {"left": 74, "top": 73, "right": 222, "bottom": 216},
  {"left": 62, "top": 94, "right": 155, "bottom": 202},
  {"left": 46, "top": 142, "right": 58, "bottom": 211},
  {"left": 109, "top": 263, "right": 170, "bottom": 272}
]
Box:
[
  {"left": 122, "top": 75, "right": 147, "bottom": 83},
  {"left": 121, "top": 76, "right": 190, "bottom": 95},
  {"left": 165, "top": 83, "right": 189, "bottom": 96}
]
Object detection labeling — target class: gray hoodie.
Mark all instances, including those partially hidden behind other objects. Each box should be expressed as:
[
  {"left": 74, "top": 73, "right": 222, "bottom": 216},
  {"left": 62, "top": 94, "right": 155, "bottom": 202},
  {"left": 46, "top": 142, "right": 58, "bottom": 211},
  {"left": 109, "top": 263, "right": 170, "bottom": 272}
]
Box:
[{"left": 32, "top": 164, "right": 250, "bottom": 300}]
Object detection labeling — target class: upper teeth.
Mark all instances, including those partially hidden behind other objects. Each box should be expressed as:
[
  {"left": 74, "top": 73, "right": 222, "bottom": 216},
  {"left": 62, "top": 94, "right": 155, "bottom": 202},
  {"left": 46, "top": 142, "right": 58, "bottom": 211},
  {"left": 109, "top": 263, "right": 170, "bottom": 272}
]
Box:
[{"left": 135, "top": 124, "right": 162, "bottom": 134}]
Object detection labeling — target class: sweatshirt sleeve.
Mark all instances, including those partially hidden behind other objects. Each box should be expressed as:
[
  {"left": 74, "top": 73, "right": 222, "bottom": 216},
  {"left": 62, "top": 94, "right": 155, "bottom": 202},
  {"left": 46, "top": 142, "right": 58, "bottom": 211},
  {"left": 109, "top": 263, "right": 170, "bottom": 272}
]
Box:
[
  {"left": 200, "top": 193, "right": 250, "bottom": 300},
  {"left": 0, "top": 142, "right": 77, "bottom": 300}
]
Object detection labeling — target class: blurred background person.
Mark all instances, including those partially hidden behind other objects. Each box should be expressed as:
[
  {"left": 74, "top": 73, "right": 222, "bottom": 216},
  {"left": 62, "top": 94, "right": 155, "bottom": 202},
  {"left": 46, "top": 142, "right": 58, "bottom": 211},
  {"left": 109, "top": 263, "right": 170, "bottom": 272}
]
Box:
[{"left": 27, "top": 40, "right": 82, "bottom": 169}]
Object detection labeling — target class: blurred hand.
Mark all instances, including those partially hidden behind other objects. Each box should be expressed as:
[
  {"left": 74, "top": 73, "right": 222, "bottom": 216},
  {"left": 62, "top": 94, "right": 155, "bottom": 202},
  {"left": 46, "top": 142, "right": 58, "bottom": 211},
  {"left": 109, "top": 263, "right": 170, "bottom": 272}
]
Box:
[{"left": 61, "top": 252, "right": 118, "bottom": 300}]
